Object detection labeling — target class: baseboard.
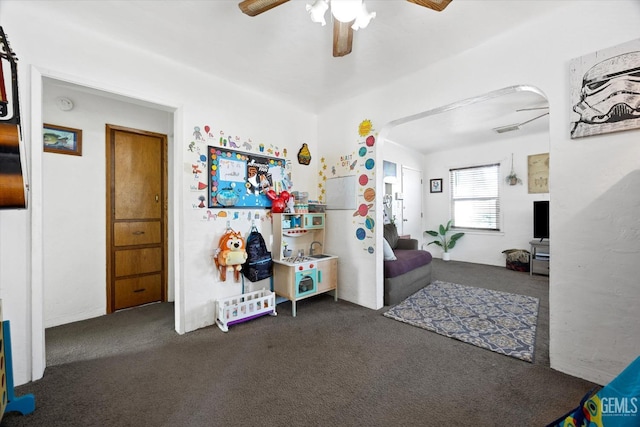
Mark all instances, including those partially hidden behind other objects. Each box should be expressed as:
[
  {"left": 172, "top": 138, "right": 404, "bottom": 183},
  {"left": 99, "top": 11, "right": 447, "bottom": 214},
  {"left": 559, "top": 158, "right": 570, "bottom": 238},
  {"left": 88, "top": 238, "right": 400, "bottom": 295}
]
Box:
[
  {"left": 45, "top": 307, "right": 105, "bottom": 329},
  {"left": 551, "top": 359, "right": 619, "bottom": 386}
]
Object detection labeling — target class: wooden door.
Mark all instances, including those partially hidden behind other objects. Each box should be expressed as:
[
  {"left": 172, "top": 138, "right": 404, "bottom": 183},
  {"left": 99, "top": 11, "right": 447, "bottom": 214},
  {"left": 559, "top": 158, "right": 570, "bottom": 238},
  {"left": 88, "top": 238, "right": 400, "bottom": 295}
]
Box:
[{"left": 106, "top": 125, "right": 167, "bottom": 312}]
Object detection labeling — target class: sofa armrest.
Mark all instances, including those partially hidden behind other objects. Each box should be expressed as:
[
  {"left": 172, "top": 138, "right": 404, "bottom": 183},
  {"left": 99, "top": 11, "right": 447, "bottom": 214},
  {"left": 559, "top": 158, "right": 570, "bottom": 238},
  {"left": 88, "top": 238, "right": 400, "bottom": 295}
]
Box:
[{"left": 395, "top": 238, "right": 419, "bottom": 250}]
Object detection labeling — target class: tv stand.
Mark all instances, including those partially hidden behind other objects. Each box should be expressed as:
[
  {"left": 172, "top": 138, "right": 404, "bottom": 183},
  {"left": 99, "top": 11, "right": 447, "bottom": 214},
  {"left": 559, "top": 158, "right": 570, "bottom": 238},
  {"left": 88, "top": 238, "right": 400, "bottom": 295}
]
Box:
[{"left": 529, "top": 239, "right": 549, "bottom": 276}]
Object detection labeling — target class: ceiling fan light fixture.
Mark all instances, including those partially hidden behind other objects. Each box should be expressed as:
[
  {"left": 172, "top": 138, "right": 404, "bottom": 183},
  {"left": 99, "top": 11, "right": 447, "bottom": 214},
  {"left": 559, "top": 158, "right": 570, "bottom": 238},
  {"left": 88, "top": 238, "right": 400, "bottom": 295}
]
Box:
[
  {"left": 240, "top": 0, "right": 441, "bottom": 58},
  {"left": 307, "top": 0, "right": 329, "bottom": 26},
  {"left": 351, "top": 2, "right": 376, "bottom": 30},
  {"left": 330, "top": 0, "right": 362, "bottom": 23}
]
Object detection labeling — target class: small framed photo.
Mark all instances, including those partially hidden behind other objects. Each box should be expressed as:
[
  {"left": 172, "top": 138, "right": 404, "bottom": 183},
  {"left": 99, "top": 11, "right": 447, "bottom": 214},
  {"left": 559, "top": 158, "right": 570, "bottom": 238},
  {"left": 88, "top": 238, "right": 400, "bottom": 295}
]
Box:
[
  {"left": 43, "top": 123, "right": 82, "bottom": 156},
  {"left": 430, "top": 178, "right": 443, "bottom": 193}
]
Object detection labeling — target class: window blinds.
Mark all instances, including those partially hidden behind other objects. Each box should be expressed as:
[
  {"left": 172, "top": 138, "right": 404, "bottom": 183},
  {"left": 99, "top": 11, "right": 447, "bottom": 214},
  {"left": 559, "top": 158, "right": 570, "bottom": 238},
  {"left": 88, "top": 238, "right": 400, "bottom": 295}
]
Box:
[{"left": 449, "top": 164, "right": 500, "bottom": 231}]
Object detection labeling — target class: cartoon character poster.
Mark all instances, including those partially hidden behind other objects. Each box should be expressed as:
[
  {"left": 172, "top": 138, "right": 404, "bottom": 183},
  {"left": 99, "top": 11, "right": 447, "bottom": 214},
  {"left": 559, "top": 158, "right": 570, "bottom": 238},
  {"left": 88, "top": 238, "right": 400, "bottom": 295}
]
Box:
[{"left": 208, "top": 146, "right": 289, "bottom": 208}]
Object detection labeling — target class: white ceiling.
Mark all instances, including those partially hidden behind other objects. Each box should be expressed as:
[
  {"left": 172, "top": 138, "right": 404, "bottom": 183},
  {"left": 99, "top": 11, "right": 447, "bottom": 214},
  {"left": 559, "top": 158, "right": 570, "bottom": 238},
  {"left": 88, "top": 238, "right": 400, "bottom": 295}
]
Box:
[
  {"left": 35, "top": 0, "right": 559, "bottom": 152},
  {"left": 387, "top": 85, "right": 549, "bottom": 153}
]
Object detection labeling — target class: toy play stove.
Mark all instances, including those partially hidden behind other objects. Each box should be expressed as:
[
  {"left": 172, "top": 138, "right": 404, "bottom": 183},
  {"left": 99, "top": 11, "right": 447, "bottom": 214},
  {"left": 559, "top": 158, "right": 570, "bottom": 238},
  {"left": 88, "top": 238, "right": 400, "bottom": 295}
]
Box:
[{"left": 282, "top": 255, "right": 313, "bottom": 264}]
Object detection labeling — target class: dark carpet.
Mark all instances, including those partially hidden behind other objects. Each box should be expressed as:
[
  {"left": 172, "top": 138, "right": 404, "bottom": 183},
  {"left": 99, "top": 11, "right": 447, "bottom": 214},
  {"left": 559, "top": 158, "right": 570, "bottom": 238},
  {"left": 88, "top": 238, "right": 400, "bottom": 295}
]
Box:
[{"left": 2, "top": 259, "right": 596, "bottom": 426}]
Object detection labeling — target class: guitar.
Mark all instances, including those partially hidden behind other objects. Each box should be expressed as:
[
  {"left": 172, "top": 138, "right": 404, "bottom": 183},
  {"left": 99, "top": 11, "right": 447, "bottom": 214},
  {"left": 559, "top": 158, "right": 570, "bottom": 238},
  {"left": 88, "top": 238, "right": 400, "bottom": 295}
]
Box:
[{"left": 0, "top": 25, "right": 27, "bottom": 209}]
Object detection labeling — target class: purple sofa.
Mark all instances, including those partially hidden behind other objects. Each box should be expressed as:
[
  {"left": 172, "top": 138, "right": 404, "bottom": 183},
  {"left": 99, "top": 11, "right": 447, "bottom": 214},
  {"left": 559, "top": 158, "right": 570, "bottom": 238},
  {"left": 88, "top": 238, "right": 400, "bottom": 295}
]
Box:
[{"left": 383, "top": 224, "right": 433, "bottom": 306}]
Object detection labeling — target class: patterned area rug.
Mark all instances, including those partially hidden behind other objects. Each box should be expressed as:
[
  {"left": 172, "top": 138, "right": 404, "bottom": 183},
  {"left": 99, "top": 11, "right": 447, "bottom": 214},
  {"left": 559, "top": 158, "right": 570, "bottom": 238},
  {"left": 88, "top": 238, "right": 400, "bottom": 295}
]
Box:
[{"left": 383, "top": 281, "right": 539, "bottom": 362}]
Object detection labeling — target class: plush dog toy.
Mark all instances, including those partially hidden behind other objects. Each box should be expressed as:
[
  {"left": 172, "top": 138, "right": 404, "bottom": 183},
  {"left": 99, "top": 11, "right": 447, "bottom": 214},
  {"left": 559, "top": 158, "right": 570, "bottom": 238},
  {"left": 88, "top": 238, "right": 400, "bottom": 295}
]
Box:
[{"left": 214, "top": 230, "right": 247, "bottom": 282}]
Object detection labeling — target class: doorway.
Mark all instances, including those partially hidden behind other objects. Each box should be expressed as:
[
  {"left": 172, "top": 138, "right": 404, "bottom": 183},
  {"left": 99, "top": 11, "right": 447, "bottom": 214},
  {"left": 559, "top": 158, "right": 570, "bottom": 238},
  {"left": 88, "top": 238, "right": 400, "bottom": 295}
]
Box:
[
  {"left": 106, "top": 125, "right": 168, "bottom": 312},
  {"left": 31, "top": 71, "right": 179, "bottom": 382},
  {"left": 400, "top": 166, "right": 422, "bottom": 240},
  {"left": 378, "top": 84, "right": 551, "bottom": 363}
]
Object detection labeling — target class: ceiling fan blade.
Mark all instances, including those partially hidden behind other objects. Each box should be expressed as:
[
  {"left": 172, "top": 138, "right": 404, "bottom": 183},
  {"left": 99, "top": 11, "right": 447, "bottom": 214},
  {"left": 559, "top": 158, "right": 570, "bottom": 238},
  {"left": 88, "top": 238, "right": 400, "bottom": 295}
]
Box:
[
  {"left": 333, "top": 19, "right": 354, "bottom": 57},
  {"left": 519, "top": 111, "right": 549, "bottom": 126},
  {"left": 406, "top": 0, "right": 452, "bottom": 12},
  {"left": 238, "top": 0, "right": 290, "bottom": 17},
  {"left": 493, "top": 112, "right": 549, "bottom": 134},
  {"left": 516, "top": 106, "right": 549, "bottom": 112}
]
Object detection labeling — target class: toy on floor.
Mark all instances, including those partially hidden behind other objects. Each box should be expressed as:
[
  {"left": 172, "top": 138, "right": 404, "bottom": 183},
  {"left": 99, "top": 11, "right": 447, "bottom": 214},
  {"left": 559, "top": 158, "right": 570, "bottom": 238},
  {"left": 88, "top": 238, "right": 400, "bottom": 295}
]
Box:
[
  {"left": 216, "top": 289, "right": 277, "bottom": 332},
  {"left": 1, "top": 320, "right": 36, "bottom": 420}
]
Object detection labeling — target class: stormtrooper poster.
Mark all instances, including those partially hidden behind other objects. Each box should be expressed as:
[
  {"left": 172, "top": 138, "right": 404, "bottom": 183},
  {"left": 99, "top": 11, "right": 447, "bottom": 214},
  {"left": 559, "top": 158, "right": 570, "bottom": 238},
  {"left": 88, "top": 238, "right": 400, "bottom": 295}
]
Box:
[{"left": 570, "top": 38, "right": 640, "bottom": 139}]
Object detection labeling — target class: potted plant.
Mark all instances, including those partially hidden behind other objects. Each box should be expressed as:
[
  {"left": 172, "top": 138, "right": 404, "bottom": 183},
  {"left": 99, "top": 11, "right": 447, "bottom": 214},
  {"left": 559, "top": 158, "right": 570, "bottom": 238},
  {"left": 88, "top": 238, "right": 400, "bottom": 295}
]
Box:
[
  {"left": 505, "top": 153, "right": 522, "bottom": 186},
  {"left": 506, "top": 171, "right": 522, "bottom": 186},
  {"left": 425, "top": 220, "right": 465, "bottom": 261}
]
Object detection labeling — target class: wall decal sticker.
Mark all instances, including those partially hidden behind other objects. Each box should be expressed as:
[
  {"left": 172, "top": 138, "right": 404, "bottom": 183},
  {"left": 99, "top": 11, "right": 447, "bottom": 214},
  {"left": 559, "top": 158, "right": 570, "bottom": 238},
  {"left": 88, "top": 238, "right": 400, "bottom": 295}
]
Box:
[
  {"left": 366, "top": 135, "right": 376, "bottom": 146},
  {"left": 355, "top": 119, "right": 377, "bottom": 253},
  {"left": 359, "top": 119, "right": 373, "bottom": 137},
  {"left": 193, "top": 126, "right": 204, "bottom": 141},
  {"left": 297, "top": 143, "right": 312, "bottom": 165},
  {"left": 318, "top": 157, "right": 328, "bottom": 203}
]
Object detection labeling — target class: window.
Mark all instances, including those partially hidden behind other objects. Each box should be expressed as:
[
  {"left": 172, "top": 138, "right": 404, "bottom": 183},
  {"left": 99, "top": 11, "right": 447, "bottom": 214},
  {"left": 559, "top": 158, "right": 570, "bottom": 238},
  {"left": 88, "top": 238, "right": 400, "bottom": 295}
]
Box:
[{"left": 449, "top": 164, "right": 500, "bottom": 231}]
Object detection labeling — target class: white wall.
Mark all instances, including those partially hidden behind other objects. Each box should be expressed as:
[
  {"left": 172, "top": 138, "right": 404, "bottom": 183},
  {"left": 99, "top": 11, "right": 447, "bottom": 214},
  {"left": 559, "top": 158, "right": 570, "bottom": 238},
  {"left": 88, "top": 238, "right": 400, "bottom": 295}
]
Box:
[
  {"left": 0, "top": 1, "right": 317, "bottom": 385},
  {"left": 316, "top": 2, "right": 640, "bottom": 384},
  {"left": 321, "top": 120, "right": 379, "bottom": 310},
  {"left": 42, "top": 81, "right": 173, "bottom": 327}
]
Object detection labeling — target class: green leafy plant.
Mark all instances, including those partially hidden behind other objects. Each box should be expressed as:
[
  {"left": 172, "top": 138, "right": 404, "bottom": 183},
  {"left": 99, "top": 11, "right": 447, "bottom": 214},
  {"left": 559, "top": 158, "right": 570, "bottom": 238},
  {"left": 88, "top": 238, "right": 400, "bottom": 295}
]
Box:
[
  {"left": 505, "top": 171, "right": 522, "bottom": 185},
  {"left": 425, "top": 220, "right": 465, "bottom": 252}
]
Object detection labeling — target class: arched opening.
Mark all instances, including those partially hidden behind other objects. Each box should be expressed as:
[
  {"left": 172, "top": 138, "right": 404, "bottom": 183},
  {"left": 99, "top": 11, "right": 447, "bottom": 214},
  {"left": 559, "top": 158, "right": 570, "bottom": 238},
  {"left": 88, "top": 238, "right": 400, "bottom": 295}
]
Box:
[{"left": 377, "top": 85, "right": 551, "bottom": 364}]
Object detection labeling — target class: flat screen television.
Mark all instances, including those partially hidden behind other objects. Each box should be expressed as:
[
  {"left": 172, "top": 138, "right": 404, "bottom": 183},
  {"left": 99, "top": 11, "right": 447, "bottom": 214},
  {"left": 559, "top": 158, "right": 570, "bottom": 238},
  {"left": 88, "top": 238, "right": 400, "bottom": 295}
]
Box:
[{"left": 533, "top": 201, "right": 549, "bottom": 240}]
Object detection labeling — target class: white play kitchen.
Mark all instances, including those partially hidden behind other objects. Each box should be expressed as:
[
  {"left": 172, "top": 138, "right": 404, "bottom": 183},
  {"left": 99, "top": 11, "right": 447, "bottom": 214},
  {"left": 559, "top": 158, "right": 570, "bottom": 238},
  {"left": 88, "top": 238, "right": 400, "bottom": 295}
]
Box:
[{"left": 272, "top": 210, "right": 338, "bottom": 316}]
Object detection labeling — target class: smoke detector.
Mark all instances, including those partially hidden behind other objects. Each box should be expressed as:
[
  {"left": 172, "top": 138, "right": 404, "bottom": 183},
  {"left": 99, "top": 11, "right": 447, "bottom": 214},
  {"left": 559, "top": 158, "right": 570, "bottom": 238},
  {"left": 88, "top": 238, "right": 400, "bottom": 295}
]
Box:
[{"left": 56, "top": 97, "right": 74, "bottom": 111}]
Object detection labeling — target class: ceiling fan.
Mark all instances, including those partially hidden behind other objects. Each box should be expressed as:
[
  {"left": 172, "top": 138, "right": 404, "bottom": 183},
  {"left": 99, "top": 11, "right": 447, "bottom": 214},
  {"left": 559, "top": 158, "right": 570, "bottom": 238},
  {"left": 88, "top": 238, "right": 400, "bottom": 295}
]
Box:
[
  {"left": 238, "top": 0, "right": 452, "bottom": 57},
  {"left": 493, "top": 110, "right": 549, "bottom": 134}
]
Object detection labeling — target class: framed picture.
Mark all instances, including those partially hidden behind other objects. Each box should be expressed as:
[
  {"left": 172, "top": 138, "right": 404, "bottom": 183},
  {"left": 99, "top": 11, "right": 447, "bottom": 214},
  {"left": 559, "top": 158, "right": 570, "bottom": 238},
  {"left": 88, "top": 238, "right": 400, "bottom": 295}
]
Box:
[
  {"left": 570, "top": 38, "right": 640, "bottom": 138},
  {"left": 528, "top": 153, "right": 549, "bottom": 194},
  {"left": 430, "top": 178, "right": 443, "bottom": 193},
  {"left": 43, "top": 123, "right": 82, "bottom": 156}
]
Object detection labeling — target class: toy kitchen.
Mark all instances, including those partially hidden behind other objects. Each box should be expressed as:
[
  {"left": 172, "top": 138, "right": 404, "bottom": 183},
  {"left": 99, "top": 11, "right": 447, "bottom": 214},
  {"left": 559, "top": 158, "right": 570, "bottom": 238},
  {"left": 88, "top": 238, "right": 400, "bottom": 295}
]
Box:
[{"left": 271, "top": 204, "right": 338, "bottom": 317}]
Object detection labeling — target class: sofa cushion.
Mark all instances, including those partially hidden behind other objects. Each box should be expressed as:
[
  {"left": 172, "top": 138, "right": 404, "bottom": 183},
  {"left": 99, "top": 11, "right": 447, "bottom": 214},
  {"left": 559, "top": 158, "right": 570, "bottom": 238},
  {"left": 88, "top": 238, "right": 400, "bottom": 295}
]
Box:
[
  {"left": 395, "top": 238, "right": 419, "bottom": 250},
  {"left": 383, "top": 224, "right": 399, "bottom": 249},
  {"left": 384, "top": 249, "right": 432, "bottom": 279},
  {"left": 383, "top": 238, "right": 397, "bottom": 261}
]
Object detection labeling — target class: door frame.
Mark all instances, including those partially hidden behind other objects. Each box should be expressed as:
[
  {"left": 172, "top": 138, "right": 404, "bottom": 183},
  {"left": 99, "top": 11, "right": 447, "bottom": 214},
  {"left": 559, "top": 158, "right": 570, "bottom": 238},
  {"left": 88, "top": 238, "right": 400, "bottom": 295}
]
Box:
[
  {"left": 105, "top": 124, "right": 168, "bottom": 313},
  {"left": 400, "top": 165, "right": 423, "bottom": 240},
  {"left": 30, "top": 66, "right": 183, "bottom": 382}
]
